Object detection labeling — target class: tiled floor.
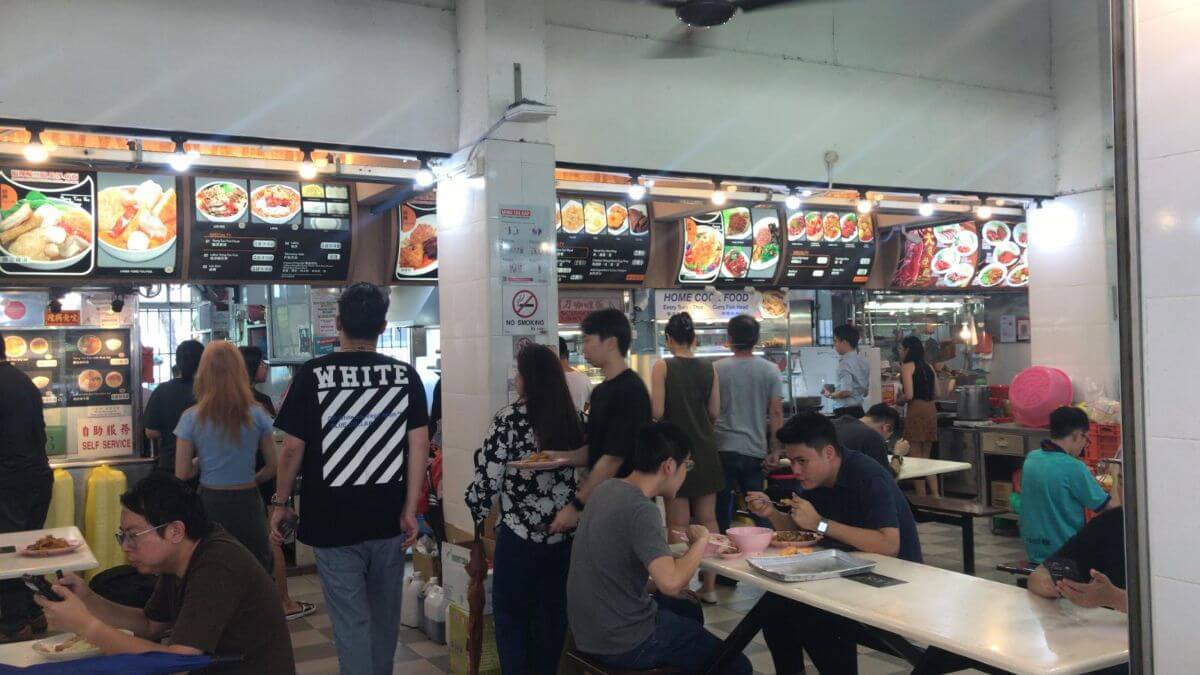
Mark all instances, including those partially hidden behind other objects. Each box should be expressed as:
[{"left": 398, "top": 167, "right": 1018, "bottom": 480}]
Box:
[{"left": 288, "top": 519, "right": 1027, "bottom": 674}]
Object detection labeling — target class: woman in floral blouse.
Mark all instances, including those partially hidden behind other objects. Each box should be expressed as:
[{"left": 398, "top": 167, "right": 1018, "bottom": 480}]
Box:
[{"left": 465, "top": 344, "right": 586, "bottom": 675}]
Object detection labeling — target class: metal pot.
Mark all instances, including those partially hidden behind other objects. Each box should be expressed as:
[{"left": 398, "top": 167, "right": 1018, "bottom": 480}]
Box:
[{"left": 956, "top": 385, "right": 991, "bottom": 421}]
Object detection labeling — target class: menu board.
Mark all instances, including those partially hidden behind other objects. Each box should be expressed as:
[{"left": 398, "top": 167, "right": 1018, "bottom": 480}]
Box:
[
  {"left": 395, "top": 192, "right": 438, "bottom": 281},
  {"left": 971, "top": 220, "right": 1029, "bottom": 289},
  {"left": 707, "top": 206, "right": 783, "bottom": 283},
  {"left": 0, "top": 168, "right": 181, "bottom": 278},
  {"left": 63, "top": 330, "right": 132, "bottom": 407},
  {"left": 892, "top": 222, "right": 980, "bottom": 289},
  {"left": 2, "top": 331, "right": 66, "bottom": 407},
  {"left": 556, "top": 195, "right": 650, "bottom": 284},
  {"left": 781, "top": 209, "right": 876, "bottom": 286},
  {"left": 189, "top": 177, "right": 352, "bottom": 281}
]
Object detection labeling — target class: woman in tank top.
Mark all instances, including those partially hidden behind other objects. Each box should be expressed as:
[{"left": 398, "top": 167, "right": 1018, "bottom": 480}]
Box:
[
  {"left": 651, "top": 312, "right": 724, "bottom": 603},
  {"left": 899, "top": 335, "right": 940, "bottom": 496}
]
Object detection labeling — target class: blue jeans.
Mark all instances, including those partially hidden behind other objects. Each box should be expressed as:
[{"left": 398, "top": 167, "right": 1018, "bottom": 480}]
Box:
[
  {"left": 314, "top": 535, "right": 406, "bottom": 675},
  {"left": 597, "top": 595, "right": 752, "bottom": 675},
  {"left": 716, "top": 451, "right": 771, "bottom": 531},
  {"left": 492, "top": 526, "right": 571, "bottom": 675}
]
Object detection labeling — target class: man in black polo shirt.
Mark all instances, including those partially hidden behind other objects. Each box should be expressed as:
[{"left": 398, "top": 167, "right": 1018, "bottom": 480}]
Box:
[
  {"left": 1028, "top": 506, "right": 1127, "bottom": 613},
  {"left": 747, "top": 412, "right": 921, "bottom": 674}
]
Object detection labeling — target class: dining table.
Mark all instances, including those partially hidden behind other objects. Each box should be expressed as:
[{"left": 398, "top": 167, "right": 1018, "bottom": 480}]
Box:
[{"left": 0, "top": 527, "right": 99, "bottom": 581}]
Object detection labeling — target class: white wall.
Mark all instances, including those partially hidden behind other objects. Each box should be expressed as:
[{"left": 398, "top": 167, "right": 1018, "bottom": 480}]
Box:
[
  {"left": 545, "top": 0, "right": 1056, "bottom": 194},
  {"left": 0, "top": 0, "right": 459, "bottom": 151},
  {"left": 1133, "top": 0, "right": 1200, "bottom": 670}
]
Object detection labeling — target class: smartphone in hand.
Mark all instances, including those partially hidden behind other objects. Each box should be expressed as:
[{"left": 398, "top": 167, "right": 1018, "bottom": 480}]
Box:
[
  {"left": 1044, "top": 556, "right": 1086, "bottom": 584},
  {"left": 23, "top": 574, "right": 62, "bottom": 602},
  {"left": 277, "top": 513, "right": 299, "bottom": 541}
]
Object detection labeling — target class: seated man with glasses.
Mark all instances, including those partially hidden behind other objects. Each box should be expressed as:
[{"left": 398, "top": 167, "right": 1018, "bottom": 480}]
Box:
[{"left": 34, "top": 474, "right": 293, "bottom": 674}]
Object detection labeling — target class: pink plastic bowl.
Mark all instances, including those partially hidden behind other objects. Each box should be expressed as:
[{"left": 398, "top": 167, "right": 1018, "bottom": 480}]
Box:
[
  {"left": 726, "top": 527, "right": 774, "bottom": 555},
  {"left": 1010, "top": 366, "right": 1073, "bottom": 428}
]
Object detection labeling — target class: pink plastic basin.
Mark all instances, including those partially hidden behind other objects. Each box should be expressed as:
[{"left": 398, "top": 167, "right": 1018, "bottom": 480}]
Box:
[
  {"left": 1009, "top": 366, "right": 1073, "bottom": 428},
  {"left": 725, "top": 527, "right": 774, "bottom": 555}
]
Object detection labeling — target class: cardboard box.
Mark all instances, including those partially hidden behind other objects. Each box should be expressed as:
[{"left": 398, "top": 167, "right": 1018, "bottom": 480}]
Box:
[
  {"left": 448, "top": 602, "right": 501, "bottom": 675},
  {"left": 442, "top": 542, "right": 494, "bottom": 614},
  {"left": 412, "top": 549, "right": 440, "bottom": 581},
  {"left": 991, "top": 481, "right": 1014, "bottom": 509}
]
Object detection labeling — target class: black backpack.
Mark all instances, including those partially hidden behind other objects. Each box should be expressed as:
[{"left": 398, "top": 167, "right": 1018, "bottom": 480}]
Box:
[{"left": 89, "top": 565, "right": 158, "bottom": 607}]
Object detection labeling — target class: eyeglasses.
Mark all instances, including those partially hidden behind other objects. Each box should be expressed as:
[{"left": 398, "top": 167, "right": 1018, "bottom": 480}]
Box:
[{"left": 114, "top": 523, "right": 167, "bottom": 547}]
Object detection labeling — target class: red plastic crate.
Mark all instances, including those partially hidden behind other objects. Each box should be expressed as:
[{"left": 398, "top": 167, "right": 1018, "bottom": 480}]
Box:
[
  {"left": 1085, "top": 423, "right": 1121, "bottom": 463},
  {"left": 989, "top": 385, "right": 1010, "bottom": 400}
]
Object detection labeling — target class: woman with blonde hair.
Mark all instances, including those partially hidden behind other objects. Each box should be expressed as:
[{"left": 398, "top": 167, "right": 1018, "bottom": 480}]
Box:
[{"left": 175, "top": 340, "right": 276, "bottom": 570}]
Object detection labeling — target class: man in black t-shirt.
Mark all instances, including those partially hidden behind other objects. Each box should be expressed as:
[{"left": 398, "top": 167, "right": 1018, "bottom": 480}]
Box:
[
  {"left": 143, "top": 340, "right": 204, "bottom": 474},
  {"left": 0, "top": 332, "right": 52, "bottom": 643},
  {"left": 833, "top": 403, "right": 907, "bottom": 472},
  {"left": 270, "top": 283, "right": 429, "bottom": 675},
  {"left": 1029, "top": 506, "right": 1127, "bottom": 613},
  {"left": 550, "top": 308, "right": 651, "bottom": 534}
]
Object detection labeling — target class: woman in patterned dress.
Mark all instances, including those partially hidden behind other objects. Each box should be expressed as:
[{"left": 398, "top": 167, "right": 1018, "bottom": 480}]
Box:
[{"left": 465, "top": 344, "right": 586, "bottom": 675}]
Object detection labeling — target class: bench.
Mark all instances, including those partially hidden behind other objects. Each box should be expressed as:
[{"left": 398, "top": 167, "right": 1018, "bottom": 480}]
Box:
[
  {"left": 907, "top": 495, "right": 1006, "bottom": 575},
  {"left": 565, "top": 650, "right": 683, "bottom": 675}
]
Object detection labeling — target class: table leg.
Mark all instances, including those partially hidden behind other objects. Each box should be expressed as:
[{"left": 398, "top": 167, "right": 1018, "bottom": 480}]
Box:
[
  {"left": 700, "top": 594, "right": 769, "bottom": 675},
  {"left": 911, "top": 646, "right": 1012, "bottom": 675},
  {"left": 960, "top": 515, "right": 975, "bottom": 576}
]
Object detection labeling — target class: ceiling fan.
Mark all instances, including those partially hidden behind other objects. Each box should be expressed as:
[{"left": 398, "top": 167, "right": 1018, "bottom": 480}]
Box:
[{"left": 641, "top": 0, "right": 825, "bottom": 58}]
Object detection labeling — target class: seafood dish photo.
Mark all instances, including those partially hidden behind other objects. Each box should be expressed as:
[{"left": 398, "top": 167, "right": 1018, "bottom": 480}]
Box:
[
  {"left": 97, "top": 180, "right": 177, "bottom": 261},
  {"left": 250, "top": 184, "right": 302, "bottom": 224},
  {"left": 195, "top": 181, "right": 248, "bottom": 222},
  {"left": 0, "top": 193, "right": 94, "bottom": 270}
]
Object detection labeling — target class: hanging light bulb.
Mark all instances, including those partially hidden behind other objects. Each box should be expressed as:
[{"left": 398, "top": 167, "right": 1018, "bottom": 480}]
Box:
[
  {"left": 168, "top": 140, "right": 198, "bottom": 172},
  {"left": 628, "top": 183, "right": 647, "bottom": 201},
  {"left": 784, "top": 192, "right": 802, "bottom": 211},
  {"left": 918, "top": 201, "right": 934, "bottom": 217},
  {"left": 711, "top": 190, "right": 728, "bottom": 206},
  {"left": 959, "top": 322, "right": 972, "bottom": 341},
  {"left": 23, "top": 129, "right": 49, "bottom": 163},
  {"left": 936, "top": 196, "right": 947, "bottom": 204},
  {"left": 801, "top": 189, "right": 813, "bottom": 197},
  {"left": 298, "top": 149, "right": 318, "bottom": 180},
  {"left": 414, "top": 165, "right": 435, "bottom": 188},
  {"left": 856, "top": 199, "right": 872, "bottom": 214},
  {"left": 977, "top": 205, "right": 993, "bottom": 219}
]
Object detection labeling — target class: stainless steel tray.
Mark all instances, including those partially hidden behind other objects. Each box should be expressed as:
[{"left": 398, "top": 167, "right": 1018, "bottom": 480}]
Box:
[{"left": 747, "top": 549, "right": 876, "bottom": 582}]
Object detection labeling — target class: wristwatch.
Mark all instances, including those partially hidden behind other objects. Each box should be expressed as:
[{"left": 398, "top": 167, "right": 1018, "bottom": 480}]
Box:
[
  {"left": 269, "top": 494, "right": 293, "bottom": 508},
  {"left": 816, "top": 520, "right": 829, "bottom": 535}
]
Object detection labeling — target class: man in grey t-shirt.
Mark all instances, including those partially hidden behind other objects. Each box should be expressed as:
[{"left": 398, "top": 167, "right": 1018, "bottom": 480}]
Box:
[
  {"left": 567, "top": 423, "right": 750, "bottom": 675},
  {"left": 713, "top": 315, "right": 784, "bottom": 531}
]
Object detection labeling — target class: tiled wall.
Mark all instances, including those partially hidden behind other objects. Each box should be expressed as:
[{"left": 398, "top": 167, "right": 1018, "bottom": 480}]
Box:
[{"left": 1134, "top": 0, "right": 1200, "bottom": 670}]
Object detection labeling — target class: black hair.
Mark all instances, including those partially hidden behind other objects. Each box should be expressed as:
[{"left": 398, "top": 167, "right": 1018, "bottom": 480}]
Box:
[
  {"left": 630, "top": 421, "right": 692, "bottom": 473},
  {"left": 865, "top": 403, "right": 903, "bottom": 438},
  {"left": 0, "top": 331, "right": 5, "bottom": 360},
  {"left": 727, "top": 314, "right": 760, "bottom": 351},
  {"left": 175, "top": 340, "right": 204, "bottom": 380},
  {"left": 120, "top": 473, "right": 212, "bottom": 540},
  {"left": 833, "top": 324, "right": 860, "bottom": 350},
  {"left": 1049, "top": 406, "right": 1091, "bottom": 439},
  {"left": 517, "top": 344, "right": 585, "bottom": 452},
  {"left": 239, "top": 345, "right": 264, "bottom": 383},
  {"left": 338, "top": 282, "right": 390, "bottom": 341},
  {"left": 776, "top": 412, "right": 842, "bottom": 456},
  {"left": 665, "top": 312, "right": 696, "bottom": 346},
  {"left": 581, "top": 308, "right": 632, "bottom": 357},
  {"left": 558, "top": 336, "right": 570, "bottom": 359},
  {"left": 900, "top": 335, "right": 926, "bottom": 364}
]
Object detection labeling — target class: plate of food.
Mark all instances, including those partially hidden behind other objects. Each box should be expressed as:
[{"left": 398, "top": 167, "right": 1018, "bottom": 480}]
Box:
[
  {"left": 981, "top": 221, "right": 1011, "bottom": 245},
  {"left": 4, "top": 335, "right": 26, "bottom": 358},
  {"left": 509, "top": 452, "right": 571, "bottom": 470},
  {"left": 681, "top": 222, "right": 723, "bottom": 280},
  {"left": 97, "top": 181, "right": 177, "bottom": 262},
  {"left": 250, "top": 184, "right": 302, "bottom": 224},
  {"left": 105, "top": 371, "right": 124, "bottom": 389},
  {"left": 839, "top": 213, "right": 860, "bottom": 242},
  {"left": 991, "top": 241, "right": 1021, "bottom": 267},
  {"left": 584, "top": 201, "right": 606, "bottom": 235},
  {"left": 804, "top": 212, "right": 823, "bottom": 242},
  {"left": 628, "top": 204, "right": 650, "bottom": 235},
  {"left": 1013, "top": 222, "right": 1029, "bottom": 248},
  {"left": 29, "top": 337, "right": 49, "bottom": 355},
  {"left": 857, "top": 214, "right": 875, "bottom": 243},
  {"left": 105, "top": 337, "right": 123, "bottom": 352},
  {"left": 975, "top": 262, "right": 1008, "bottom": 287},
  {"left": 606, "top": 203, "right": 628, "bottom": 235},
  {"left": 723, "top": 207, "right": 751, "bottom": 240},
  {"left": 0, "top": 194, "right": 94, "bottom": 271},
  {"left": 33, "top": 630, "right": 132, "bottom": 661},
  {"left": 750, "top": 219, "right": 780, "bottom": 270},
  {"left": 771, "top": 530, "right": 823, "bottom": 548},
  {"left": 77, "top": 369, "right": 103, "bottom": 393},
  {"left": 786, "top": 212, "right": 805, "bottom": 241},
  {"left": 397, "top": 213, "right": 438, "bottom": 276},
  {"left": 933, "top": 224, "right": 960, "bottom": 246},
  {"left": 195, "top": 181, "right": 248, "bottom": 223},
  {"left": 560, "top": 200, "right": 584, "bottom": 234},
  {"left": 931, "top": 247, "right": 960, "bottom": 276},
  {"left": 21, "top": 534, "right": 83, "bottom": 557},
  {"left": 759, "top": 290, "right": 787, "bottom": 319},
  {"left": 1006, "top": 263, "right": 1030, "bottom": 287},
  {"left": 954, "top": 229, "right": 979, "bottom": 256},
  {"left": 821, "top": 213, "right": 842, "bottom": 241},
  {"left": 941, "top": 262, "right": 974, "bottom": 288},
  {"left": 31, "top": 375, "right": 51, "bottom": 390},
  {"left": 76, "top": 335, "right": 102, "bottom": 356},
  {"left": 722, "top": 248, "right": 750, "bottom": 278}
]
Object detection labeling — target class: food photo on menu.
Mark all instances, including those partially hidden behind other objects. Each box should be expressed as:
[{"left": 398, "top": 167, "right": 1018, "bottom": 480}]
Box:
[
  {"left": 396, "top": 198, "right": 438, "bottom": 279},
  {"left": 555, "top": 195, "right": 650, "bottom": 283},
  {"left": 972, "top": 220, "right": 1029, "bottom": 288},
  {"left": 893, "top": 222, "right": 980, "bottom": 289},
  {"left": 96, "top": 172, "right": 178, "bottom": 272},
  {"left": 717, "top": 205, "right": 782, "bottom": 281},
  {"left": 0, "top": 169, "right": 95, "bottom": 275},
  {"left": 65, "top": 330, "right": 131, "bottom": 406},
  {"left": 679, "top": 213, "right": 724, "bottom": 283}
]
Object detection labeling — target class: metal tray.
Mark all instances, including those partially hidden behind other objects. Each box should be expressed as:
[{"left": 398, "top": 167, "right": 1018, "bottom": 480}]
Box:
[{"left": 747, "top": 549, "right": 876, "bottom": 582}]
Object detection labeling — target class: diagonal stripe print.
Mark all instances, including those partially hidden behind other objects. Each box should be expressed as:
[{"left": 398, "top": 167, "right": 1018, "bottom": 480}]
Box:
[
  {"left": 375, "top": 441, "right": 409, "bottom": 485},
  {"left": 319, "top": 390, "right": 354, "bottom": 438},
  {"left": 320, "top": 387, "right": 389, "bottom": 458},
  {"left": 328, "top": 393, "right": 407, "bottom": 487},
  {"left": 323, "top": 389, "right": 405, "bottom": 481},
  {"left": 343, "top": 421, "right": 408, "bottom": 487}
]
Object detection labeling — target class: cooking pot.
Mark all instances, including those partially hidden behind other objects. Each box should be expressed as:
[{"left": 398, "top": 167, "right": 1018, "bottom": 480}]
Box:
[{"left": 957, "top": 385, "right": 991, "bottom": 421}]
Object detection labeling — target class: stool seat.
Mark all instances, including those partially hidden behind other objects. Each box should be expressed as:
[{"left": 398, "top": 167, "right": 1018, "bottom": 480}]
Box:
[{"left": 565, "top": 648, "right": 684, "bottom": 674}]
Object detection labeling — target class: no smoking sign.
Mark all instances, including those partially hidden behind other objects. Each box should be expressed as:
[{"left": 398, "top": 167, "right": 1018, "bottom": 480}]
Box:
[{"left": 502, "top": 284, "right": 549, "bottom": 335}]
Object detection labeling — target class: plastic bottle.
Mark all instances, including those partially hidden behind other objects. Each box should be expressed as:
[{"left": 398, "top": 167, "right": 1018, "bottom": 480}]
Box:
[
  {"left": 422, "top": 581, "right": 448, "bottom": 644},
  {"left": 400, "top": 571, "right": 424, "bottom": 628},
  {"left": 417, "top": 576, "right": 437, "bottom": 635}
]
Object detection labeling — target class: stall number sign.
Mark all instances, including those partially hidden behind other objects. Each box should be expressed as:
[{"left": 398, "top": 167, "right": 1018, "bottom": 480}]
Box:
[
  {"left": 656, "top": 289, "right": 770, "bottom": 323},
  {"left": 76, "top": 416, "right": 133, "bottom": 458},
  {"left": 503, "top": 284, "right": 548, "bottom": 335}
]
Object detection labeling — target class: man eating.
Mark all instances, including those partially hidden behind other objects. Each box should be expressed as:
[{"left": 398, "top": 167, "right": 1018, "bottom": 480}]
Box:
[{"left": 832, "top": 403, "right": 907, "bottom": 471}]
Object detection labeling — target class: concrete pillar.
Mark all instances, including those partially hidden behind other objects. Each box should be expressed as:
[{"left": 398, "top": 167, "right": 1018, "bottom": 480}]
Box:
[{"left": 438, "top": 0, "right": 557, "bottom": 533}]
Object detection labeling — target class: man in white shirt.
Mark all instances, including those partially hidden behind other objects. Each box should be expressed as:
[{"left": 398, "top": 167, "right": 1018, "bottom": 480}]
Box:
[{"left": 560, "top": 337, "right": 592, "bottom": 414}]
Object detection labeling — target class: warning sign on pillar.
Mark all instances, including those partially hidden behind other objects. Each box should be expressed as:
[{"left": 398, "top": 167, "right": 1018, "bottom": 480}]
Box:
[{"left": 502, "top": 284, "right": 549, "bottom": 335}]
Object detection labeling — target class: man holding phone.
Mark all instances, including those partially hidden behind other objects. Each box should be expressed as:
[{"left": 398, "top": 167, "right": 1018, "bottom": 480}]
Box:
[{"left": 1028, "top": 506, "right": 1127, "bottom": 613}]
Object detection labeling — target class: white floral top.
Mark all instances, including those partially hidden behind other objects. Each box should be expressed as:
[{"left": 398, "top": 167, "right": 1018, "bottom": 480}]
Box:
[{"left": 464, "top": 404, "right": 578, "bottom": 544}]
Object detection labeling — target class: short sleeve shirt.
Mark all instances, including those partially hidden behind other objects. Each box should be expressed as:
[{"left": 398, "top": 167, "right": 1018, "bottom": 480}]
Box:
[
  {"left": 274, "top": 351, "right": 428, "bottom": 547},
  {"left": 832, "top": 415, "right": 889, "bottom": 471},
  {"left": 1020, "top": 443, "right": 1111, "bottom": 563},
  {"left": 802, "top": 450, "right": 922, "bottom": 562},
  {"left": 713, "top": 356, "right": 781, "bottom": 459},
  {"left": 585, "top": 369, "right": 651, "bottom": 476},
  {"left": 175, "top": 406, "right": 274, "bottom": 486},
  {"left": 144, "top": 529, "right": 293, "bottom": 674},
  {"left": 567, "top": 479, "right": 671, "bottom": 655},
  {"left": 143, "top": 378, "right": 195, "bottom": 472}
]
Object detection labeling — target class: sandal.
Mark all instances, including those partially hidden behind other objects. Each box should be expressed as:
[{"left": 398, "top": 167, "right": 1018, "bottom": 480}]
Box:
[{"left": 285, "top": 601, "right": 317, "bottom": 621}]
